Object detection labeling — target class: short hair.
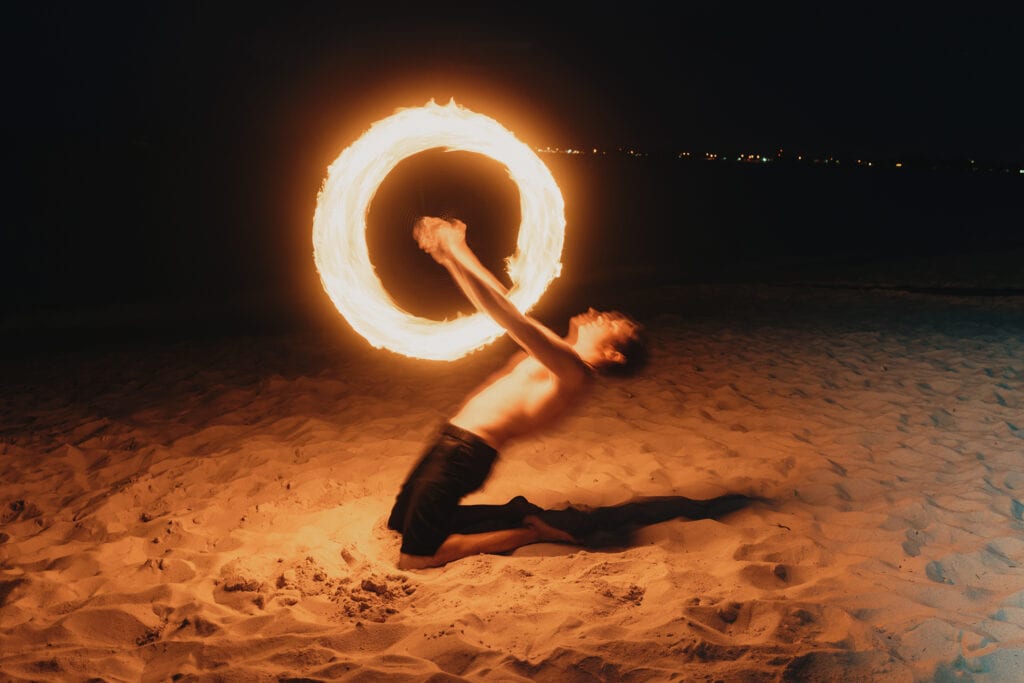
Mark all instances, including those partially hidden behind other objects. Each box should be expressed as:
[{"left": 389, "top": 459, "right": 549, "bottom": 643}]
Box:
[{"left": 598, "top": 315, "right": 648, "bottom": 378}]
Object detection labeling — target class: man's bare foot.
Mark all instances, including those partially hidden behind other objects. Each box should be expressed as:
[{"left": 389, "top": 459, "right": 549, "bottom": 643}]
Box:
[{"left": 523, "top": 515, "right": 579, "bottom": 544}]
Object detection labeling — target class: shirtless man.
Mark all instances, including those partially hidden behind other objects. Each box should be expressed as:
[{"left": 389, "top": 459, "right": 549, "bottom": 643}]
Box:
[{"left": 387, "top": 216, "right": 645, "bottom": 569}]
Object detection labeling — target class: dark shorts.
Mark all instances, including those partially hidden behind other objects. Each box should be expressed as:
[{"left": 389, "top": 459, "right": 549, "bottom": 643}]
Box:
[{"left": 389, "top": 423, "right": 533, "bottom": 556}]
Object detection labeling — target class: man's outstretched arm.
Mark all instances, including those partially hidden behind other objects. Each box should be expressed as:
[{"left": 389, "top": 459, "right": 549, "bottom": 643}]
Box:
[{"left": 414, "top": 217, "right": 588, "bottom": 383}]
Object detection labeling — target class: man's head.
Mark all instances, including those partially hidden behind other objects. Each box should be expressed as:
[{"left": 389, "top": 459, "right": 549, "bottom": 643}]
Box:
[{"left": 568, "top": 309, "right": 647, "bottom": 376}]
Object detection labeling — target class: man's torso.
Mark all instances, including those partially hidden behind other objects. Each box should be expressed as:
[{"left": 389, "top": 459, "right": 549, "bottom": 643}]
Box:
[{"left": 450, "top": 352, "right": 589, "bottom": 449}]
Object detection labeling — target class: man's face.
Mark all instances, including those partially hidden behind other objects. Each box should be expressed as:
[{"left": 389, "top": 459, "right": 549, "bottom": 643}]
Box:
[{"left": 570, "top": 308, "right": 635, "bottom": 348}]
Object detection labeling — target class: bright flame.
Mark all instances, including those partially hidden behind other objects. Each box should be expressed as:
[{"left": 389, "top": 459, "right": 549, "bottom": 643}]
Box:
[{"left": 312, "top": 99, "right": 566, "bottom": 361}]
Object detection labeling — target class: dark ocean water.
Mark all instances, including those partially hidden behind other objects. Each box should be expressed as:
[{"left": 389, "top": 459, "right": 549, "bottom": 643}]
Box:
[
  {"left": 4, "top": 151, "right": 1021, "bottom": 352},
  {"left": 547, "top": 155, "right": 1022, "bottom": 286}
]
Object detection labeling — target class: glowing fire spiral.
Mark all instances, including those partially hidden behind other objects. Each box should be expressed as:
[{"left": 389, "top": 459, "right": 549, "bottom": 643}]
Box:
[{"left": 312, "top": 99, "right": 566, "bottom": 361}]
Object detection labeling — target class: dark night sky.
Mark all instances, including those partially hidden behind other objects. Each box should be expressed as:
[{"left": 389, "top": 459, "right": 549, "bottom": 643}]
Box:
[
  {"left": 4, "top": 3, "right": 1022, "bottom": 329},
  {"left": 10, "top": 4, "right": 1023, "bottom": 153},
  {"left": 9, "top": 4, "right": 1024, "bottom": 157}
]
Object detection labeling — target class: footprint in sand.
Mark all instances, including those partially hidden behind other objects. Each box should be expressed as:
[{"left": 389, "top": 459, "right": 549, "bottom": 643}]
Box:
[
  {"left": 734, "top": 536, "right": 835, "bottom": 568},
  {"left": 902, "top": 529, "right": 925, "bottom": 557},
  {"left": 738, "top": 562, "right": 797, "bottom": 589},
  {"left": 925, "top": 540, "right": 1023, "bottom": 588},
  {"left": 1, "top": 499, "right": 42, "bottom": 525},
  {"left": 929, "top": 408, "right": 957, "bottom": 429},
  {"left": 684, "top": 598, "right": 772, "bottom": 636},
  {"left": 684, "top": 598, "right": 836, "bottom": 647},
  {"left": 782, "top": 650, "right": 910, "bottom": 682},
  {"left": 732, "top": 537, "right": 837, "bottom": 589}
]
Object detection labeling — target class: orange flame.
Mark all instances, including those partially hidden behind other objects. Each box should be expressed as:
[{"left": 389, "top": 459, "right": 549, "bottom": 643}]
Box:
[{"left": 313, "top": 99, "right": 565, "bottom": 361}]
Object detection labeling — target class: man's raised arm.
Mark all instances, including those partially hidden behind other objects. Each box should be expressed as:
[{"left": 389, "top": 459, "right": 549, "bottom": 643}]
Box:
[{"left": 413, "top": 217, "right": 588, "bottom": 383}]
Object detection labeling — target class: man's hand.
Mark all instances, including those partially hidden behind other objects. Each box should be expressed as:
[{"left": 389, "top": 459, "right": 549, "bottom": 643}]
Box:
[
  {"left": 410, "top": 215, "right": 588, "bottom": 382},
  {"left": 413, "top": 216, "right": 467, "bottom": 264}
]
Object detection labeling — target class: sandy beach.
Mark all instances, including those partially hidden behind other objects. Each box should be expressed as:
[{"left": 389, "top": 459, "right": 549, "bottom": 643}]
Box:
[
  {"left": 7, "top": 2, "right": 1023, "bottom": 680},
  {"left": 2, "top": 282, "right": 1023, "bottom": 681}
]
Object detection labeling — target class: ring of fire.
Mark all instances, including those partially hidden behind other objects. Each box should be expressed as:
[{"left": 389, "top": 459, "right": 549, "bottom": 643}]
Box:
[{"left": 312, "top": 99, "right": 566, "bottom": 361}]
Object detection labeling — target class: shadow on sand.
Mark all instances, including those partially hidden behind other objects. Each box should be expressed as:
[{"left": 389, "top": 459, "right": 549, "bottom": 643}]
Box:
[
  {"left": 450, "top": 494, "right": 762, "bottom": 551},
  {"left": 537, "top": 494, "right": 761, "bottom": 549}
]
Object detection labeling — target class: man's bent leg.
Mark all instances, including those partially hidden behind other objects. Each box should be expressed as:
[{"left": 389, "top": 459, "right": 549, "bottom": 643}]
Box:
[
  {"left": 447, "top": 496, "right": 543, "bottom": 535},
  {"left": 390, "top": 424, "right": 499, "bottom": 558},
  {"left": 397, "top": 520, "right": 582, "bottom": 569}
]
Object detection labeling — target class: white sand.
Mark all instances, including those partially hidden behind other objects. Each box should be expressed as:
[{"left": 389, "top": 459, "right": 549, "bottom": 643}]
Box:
[{"left": 2, "top": 284, "right": 1023, "bottom": 682}]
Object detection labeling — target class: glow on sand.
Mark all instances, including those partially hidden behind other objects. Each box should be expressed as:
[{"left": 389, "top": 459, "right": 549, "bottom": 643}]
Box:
[{"left": 312, "top": 100, "right": 565, "bottom": 361}]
